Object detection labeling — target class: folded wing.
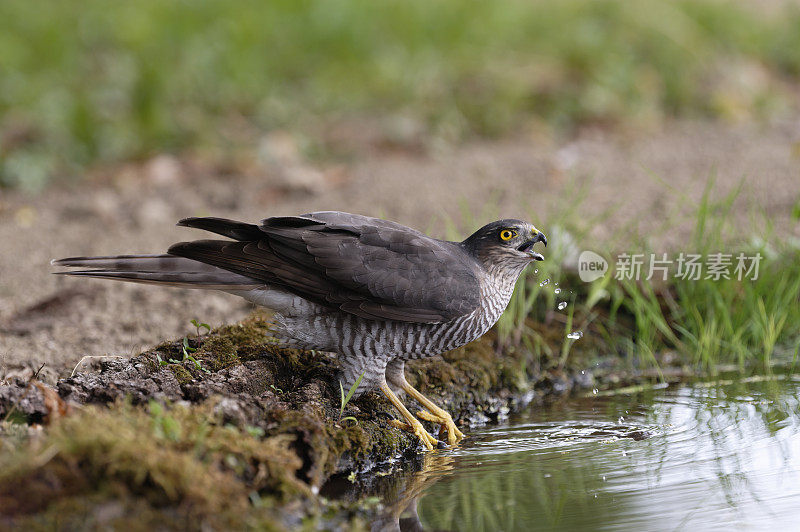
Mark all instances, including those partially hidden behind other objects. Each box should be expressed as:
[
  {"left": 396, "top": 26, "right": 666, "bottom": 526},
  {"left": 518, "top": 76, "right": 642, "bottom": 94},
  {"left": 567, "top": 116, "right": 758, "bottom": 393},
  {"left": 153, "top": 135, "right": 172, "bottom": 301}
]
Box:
[{"left": 170, "top": 212, "right": 481, "bottom": 323}]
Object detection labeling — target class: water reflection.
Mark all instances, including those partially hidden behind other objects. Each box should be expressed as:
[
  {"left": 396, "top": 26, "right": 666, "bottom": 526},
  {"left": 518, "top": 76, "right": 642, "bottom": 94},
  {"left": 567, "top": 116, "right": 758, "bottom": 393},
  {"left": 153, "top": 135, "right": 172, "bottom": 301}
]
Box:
[
  {"left": 371, "top": 454, "right": 455, "bottom": 532},
  {"left": 326, "top": 375, "right": 800, "bottom": 531},
  {"left": 323, "top": 453, "right": 456, "bottom": 532}
]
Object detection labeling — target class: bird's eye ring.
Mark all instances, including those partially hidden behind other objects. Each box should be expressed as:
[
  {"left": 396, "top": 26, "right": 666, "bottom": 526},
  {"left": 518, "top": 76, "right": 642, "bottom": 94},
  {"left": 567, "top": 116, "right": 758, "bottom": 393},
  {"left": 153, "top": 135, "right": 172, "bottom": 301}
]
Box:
[{"left": 500, "top": 229, "right": 516, "bottom": 241}]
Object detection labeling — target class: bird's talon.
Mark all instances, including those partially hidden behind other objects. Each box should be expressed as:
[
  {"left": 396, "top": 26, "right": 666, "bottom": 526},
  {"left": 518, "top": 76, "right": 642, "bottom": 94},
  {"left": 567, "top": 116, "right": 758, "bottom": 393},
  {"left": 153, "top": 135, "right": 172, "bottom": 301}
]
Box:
[
  {"left": 388, "top": 418, "right": 437, "bottom": 450},
  {"left": 415, "top": 424, "right": 438, "bottom": 451},
  {"left": 416, "top": 410, "right": 464, "bottom": 446}
]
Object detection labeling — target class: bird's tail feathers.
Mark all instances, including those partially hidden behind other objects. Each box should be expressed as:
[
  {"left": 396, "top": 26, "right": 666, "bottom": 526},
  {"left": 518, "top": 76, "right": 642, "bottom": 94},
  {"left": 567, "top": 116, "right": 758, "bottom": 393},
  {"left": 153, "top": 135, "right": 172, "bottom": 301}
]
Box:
[{"left": 52, "top": 254, "right": 260, "bottom": 290}]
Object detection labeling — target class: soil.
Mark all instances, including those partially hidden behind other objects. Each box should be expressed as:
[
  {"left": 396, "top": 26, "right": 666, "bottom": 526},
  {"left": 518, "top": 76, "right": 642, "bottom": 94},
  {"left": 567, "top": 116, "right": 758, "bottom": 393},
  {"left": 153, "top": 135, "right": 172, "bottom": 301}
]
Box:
[{"left": 1, "top": 117, "right": 799, "bottom": 379}]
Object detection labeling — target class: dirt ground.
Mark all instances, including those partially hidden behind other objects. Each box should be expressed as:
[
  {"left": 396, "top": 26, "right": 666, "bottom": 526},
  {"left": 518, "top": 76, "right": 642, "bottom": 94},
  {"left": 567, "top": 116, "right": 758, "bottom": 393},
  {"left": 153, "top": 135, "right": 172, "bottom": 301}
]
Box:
[{"left": 1, "top": 117, "right": 799, "bottom": 378}]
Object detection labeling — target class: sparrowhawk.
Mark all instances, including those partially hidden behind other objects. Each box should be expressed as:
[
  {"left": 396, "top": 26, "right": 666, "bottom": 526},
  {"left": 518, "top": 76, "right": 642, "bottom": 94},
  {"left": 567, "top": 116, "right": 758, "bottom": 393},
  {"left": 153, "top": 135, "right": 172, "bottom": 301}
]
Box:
[{"left": 53, "top": 212, "right": 547, "bottom": 450}]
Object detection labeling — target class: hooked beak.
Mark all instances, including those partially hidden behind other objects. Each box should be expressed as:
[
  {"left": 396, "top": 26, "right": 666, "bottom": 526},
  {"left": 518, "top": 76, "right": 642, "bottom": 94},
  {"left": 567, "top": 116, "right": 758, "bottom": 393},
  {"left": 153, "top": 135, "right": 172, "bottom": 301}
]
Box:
[{"left": 517, "top": 230, "right": 547, "bottom": 261}]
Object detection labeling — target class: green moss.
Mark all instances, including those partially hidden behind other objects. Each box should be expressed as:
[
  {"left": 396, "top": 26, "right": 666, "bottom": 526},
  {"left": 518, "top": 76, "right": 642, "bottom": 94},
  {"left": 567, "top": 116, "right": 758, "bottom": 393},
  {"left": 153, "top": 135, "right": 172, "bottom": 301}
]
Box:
[
  {"left": 213, "top": 311, "right": 277, "bottom": 362},
  {"left": 0, "top": 401, "right": 306, "bottom": 528},
  {"left": 327, "top": 415, "right": 408, "bottom": 465},
  {"left": 196, "top": 336, "right": 240, "bottom": 372},
  {"left": 167, "top": 364, "right": 193, "bottom": 385}
]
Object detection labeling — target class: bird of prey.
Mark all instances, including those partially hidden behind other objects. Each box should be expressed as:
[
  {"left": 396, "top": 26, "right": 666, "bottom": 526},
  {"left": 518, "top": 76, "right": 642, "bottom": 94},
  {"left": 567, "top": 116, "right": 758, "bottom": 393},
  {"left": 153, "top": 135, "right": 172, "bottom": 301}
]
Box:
[{"left": 53, "top": 212, "right": 546, "bottom": 450}]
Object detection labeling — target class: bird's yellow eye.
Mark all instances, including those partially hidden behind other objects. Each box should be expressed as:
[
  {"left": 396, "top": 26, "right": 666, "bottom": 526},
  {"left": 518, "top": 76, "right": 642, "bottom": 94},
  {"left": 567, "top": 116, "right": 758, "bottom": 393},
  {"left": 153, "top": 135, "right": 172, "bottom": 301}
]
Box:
[{"left": 500, "top": 229, "right": 516, "bottom": 241}]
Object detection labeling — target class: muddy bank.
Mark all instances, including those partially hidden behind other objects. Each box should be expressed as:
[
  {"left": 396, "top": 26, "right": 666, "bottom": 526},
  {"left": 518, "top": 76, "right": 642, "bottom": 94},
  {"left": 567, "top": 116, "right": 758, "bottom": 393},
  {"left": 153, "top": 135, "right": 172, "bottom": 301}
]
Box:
[{"left": 0, "top": 310, "right": 676, "bottom": 529}]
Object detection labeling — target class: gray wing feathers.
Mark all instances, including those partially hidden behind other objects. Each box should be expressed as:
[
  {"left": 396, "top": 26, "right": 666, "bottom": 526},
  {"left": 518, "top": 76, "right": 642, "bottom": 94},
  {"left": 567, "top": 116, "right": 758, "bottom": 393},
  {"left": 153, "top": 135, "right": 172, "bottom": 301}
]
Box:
[
  {"left": 54, "top": 212, "right": 481, "bottom": 322},
  {"left": 173, "top": 212, "right": 481, "bottom": 323}
]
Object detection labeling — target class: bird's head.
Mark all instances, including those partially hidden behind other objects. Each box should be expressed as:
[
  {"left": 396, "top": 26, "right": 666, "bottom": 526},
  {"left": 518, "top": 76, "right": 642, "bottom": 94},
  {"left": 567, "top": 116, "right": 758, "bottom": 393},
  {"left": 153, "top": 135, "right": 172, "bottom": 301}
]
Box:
[{"left": 461, "top": 219, "right": 547, "bottom": 276}]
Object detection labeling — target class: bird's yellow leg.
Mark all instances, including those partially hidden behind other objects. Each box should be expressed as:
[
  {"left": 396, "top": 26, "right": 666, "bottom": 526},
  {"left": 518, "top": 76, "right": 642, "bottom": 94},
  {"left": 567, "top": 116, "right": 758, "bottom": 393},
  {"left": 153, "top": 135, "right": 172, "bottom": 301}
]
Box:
[
  {"left": 399, "top": 382, "right": 465, "bottom": 446},
  {"left": 379, "top": 382, "right": 438, "bottom": 451}
]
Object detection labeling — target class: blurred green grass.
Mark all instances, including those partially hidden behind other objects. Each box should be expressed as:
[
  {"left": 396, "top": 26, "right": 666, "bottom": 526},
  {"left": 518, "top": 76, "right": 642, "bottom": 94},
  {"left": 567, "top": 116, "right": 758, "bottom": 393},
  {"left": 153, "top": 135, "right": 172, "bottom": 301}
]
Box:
[{"left": 2, "top": 0, "right": 800, "bottom": 190}]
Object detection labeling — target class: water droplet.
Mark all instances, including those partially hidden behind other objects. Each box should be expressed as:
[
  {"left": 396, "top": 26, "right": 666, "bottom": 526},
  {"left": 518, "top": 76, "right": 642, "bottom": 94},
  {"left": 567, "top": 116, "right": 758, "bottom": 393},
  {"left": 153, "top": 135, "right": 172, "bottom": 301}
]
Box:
[
  {"left": 554, "top": 288, "right": 561, "bottom": 294},
  {"left": 555, "top": 282, "right": 559, "bottom": 286},
  {"left": 558, "top": 301, "right": 567, "bottom": 310},
  {"left": 534, "top": 269, "right": 539, "bottom": 274},
  {"left": 592, "top": 388, "right": 598, "bottom": 395},
  {"left": 567, "top": 330, "right": 583, "bottom": 340},
  {"left": 580, "top": 370, "right": 585, "bottom": 375},
  {"left": 539, "top": 278, "right": 551, "bottom": 287},
  {"left": 602, "top": 476, "right": 606, "bottom": 481}
]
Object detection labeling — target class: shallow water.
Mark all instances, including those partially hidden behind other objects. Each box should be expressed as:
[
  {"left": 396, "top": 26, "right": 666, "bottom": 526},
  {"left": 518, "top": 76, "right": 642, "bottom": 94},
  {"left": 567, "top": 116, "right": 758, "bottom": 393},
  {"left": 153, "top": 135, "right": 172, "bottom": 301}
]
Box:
[{"left": 333, "top": 375, "right": 800, "bottom": 531}]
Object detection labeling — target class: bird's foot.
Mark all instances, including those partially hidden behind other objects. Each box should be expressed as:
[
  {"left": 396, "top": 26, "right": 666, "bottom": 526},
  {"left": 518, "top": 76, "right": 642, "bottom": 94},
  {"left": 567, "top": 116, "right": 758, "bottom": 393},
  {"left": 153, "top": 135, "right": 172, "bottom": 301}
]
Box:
[
  {"left": 387, "top": 418, "right": 438, "bottom": 451},
  {"left": 416, "top": 410, "right": 465, "bottom": 446}
]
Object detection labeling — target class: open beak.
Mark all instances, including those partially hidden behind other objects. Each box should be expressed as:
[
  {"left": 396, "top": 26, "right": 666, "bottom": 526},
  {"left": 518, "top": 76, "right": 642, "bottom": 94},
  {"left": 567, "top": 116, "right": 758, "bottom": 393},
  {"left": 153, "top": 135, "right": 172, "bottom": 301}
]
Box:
[{"left": 517, "top": 231, "right": 547, "bottom": 261}]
